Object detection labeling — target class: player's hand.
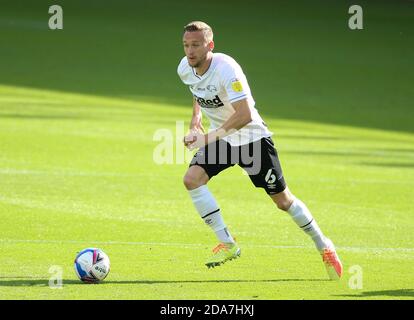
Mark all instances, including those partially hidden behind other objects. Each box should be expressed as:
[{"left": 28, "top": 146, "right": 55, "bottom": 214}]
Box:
[
  {"left": 184, "top": 130, "right": 207, "bottom": 151},
  {"left": 188, "top": 130, "right": 208, "bottom": 150},
  {"left": 184, "top": 129, "right": 202, "bottom": 148}
]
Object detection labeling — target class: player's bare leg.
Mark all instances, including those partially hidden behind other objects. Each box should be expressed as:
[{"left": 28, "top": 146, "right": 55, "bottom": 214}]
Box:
[
  {"left": 270, "top": 187, "right": 343, "bottom": 280},
  {"left": 184, "top": 165, "right": 240, "bottom": 268},
  {"left": 183, "top": 165, "right": 209, "bottom": 190}
]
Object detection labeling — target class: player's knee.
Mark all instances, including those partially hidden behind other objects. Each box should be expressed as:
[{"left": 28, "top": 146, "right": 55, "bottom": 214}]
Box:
[
  {"left": 183, "top": 174, "right": 195, "bottom": 190},
  {"left": 183, "top": 173, "right": 203, "bottom": 190},
  {"left": 276, "top": 199, "right": 293, "bottom": 211},
  {"left": 271, "top": 189, "right": 294, "bottom": 211}
]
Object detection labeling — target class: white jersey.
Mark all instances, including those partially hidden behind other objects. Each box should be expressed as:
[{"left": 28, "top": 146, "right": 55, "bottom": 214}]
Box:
[{"left": 177, "top": 52, "right": 272, "bottom": 146}]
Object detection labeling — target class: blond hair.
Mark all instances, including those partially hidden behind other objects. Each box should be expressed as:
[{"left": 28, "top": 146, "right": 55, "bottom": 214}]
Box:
[{"left": 183, "top": 21, "right": 213, "bottom": 42}]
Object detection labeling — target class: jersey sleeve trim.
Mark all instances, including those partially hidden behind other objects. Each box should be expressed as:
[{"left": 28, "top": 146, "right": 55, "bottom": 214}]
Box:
[{"left": 229, "top": 94, "right": 248, "bottom": 103}]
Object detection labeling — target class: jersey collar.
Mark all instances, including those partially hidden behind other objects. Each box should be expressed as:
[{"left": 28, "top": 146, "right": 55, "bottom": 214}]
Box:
[{"left": 192, "top": 54, "right": 215, "bottom": 79}]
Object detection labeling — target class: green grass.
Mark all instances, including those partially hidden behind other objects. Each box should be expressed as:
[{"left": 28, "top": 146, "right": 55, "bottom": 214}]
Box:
[
  {"left": 1, "top": 85, "right": 413, "bottom": 300},
  {"left": 0, "top": 0, "right": 413, "bottom": 300}
]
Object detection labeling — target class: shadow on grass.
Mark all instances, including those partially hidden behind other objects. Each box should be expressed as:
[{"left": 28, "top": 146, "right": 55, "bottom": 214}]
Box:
[
  {"left": 358, "top": 162, "right": 414, "bottom": 169},
  {"left": 0, "top": 112, "right": 180, "bottom": 126},
  {"left": 371, "top": 148, "right": 414, "bottom": 154},
  {"left": 333, "top": 289, "right": 414, "bottom": 298},
  {"left": 276, "top": 134, "right": 347, "bottom": 141},
  {"left": 285, "top": 150, "right": 370, "bottom": 158},
  {"left": 0, "top": 113, "right": 92, "bottom": 121},
  {"left": 0, "top": 278, "right": 330, "bottom": 287},
  {"left": 1, "top": 1, "right": 413, "bottom": 134},
  {"left": 284, "top": 150, "right": 414, "bottom": 165}
]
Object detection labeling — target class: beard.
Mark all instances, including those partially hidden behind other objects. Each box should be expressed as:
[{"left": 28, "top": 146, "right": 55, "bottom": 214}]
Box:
[
  {"left": 188, "top": 54, "right": 207, "bottom": 68},
  {"left": 192, "top": 60, "right": 202, "bottom": 68}
]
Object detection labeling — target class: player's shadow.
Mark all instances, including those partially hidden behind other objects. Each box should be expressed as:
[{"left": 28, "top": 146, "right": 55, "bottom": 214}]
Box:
[
  {"left": 0, "top": 278, "right": 329, "bottom": 287},
  {"left": 333, "top": 289, "right": 414, "bottom": 298}
]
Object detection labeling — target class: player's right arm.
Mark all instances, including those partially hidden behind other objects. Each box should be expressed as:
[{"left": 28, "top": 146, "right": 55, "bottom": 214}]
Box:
[
  {"left": 184, "top": 98, "right": 204, "bottom": 147},
  {"left": 190, "top": 97, "right": 204, "bottom": 133},
  {"left": 177, "top": 57, "right": 205, "bottom": 146}
]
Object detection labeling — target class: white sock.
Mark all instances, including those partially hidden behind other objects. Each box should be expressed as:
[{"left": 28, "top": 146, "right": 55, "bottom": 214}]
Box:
[
  {"left": 188, "top": 185, "right": 235, "bottom": 244},
  {"left": 287, "top": 197, "right": 327, "bottom": 251}
]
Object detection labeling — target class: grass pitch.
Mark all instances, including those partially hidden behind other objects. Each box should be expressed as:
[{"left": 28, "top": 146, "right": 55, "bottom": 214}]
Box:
[{"left": 0, "top": 0, "right": 413, "bottom": 300}]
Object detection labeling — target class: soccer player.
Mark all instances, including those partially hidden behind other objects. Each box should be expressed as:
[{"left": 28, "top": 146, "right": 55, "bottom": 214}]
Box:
[{"left": 177, "top": 21, "right": 343, "bottom": 279}]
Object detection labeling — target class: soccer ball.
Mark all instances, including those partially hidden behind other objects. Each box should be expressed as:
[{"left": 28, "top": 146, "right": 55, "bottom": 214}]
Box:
[{"left": 74, "top": 248, "right": 110, "bottom": 283}]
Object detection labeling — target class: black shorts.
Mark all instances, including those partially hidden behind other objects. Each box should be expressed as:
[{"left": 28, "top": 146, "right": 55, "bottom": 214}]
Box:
[{"left": 189, "top": 137, "right": 286, "bottom": 195}]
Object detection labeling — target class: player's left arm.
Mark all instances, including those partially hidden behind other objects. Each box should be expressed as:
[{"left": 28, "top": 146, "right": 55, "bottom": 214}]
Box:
[
  {"left": 187, "top": 98, "right": 252, "bottom": 150},
  {"left": 221, "top": 98, "right": 252, "bottom": 132},
  {"left": 209, "top": 98, "right": 252, "bottom": 141}
]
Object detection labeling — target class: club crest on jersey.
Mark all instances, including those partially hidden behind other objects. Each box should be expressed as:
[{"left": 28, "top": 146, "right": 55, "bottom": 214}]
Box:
[
  {"left": 207, "top": 85, "right": 217, "bottom": 92},
  {"left": 194, "top": 94, "right": 224, "bottom": 108}
]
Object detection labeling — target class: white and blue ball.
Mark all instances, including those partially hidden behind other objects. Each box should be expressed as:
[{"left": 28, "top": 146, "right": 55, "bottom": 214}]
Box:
[{"left": 74, "top": 248, "right": 110, "bottom": 283}]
